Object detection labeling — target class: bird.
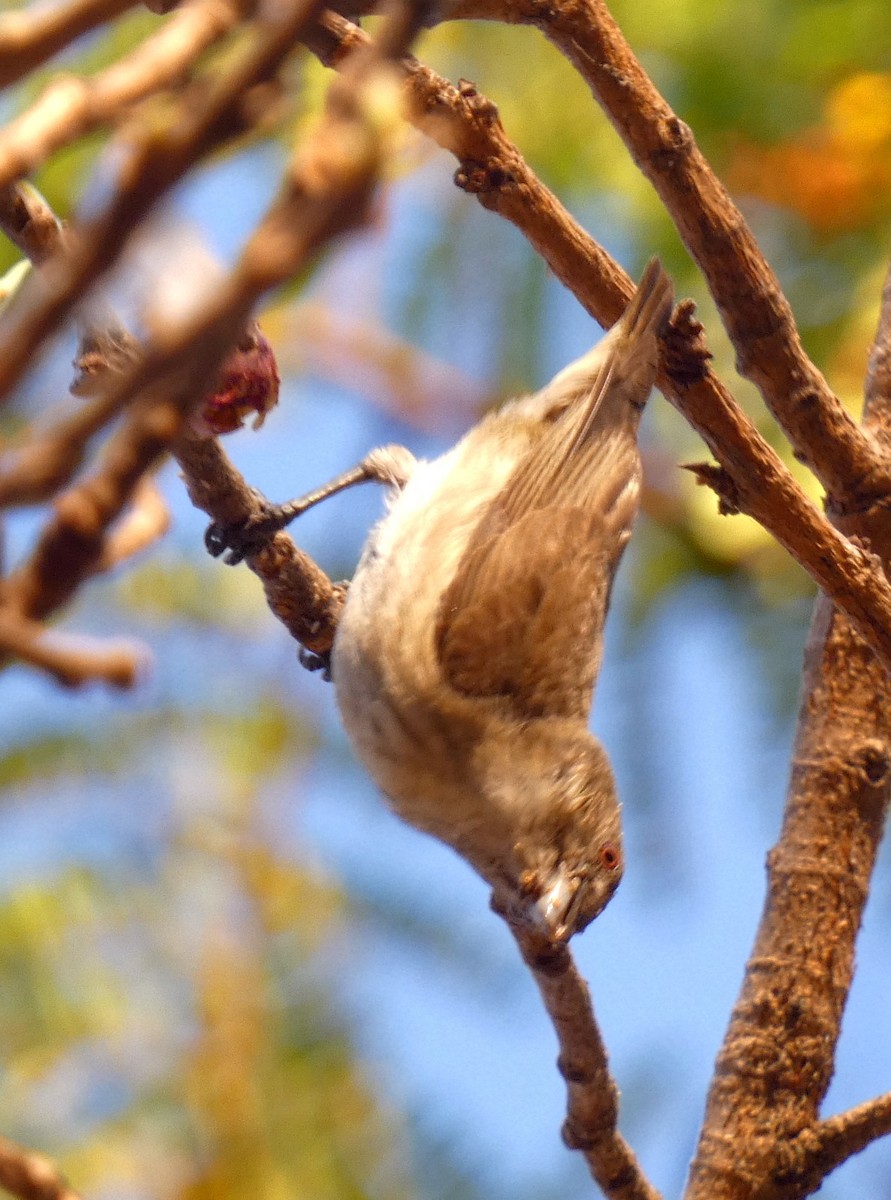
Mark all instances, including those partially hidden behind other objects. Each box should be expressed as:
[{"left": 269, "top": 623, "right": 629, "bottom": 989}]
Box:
[{"left": 208, "top": 259, "right": 674, "bottom": 941}]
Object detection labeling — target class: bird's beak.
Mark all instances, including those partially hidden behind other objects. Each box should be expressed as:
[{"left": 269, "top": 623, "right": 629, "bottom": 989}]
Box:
[{"left": 534, "top": 873, "right": 579, "bottom": 942}]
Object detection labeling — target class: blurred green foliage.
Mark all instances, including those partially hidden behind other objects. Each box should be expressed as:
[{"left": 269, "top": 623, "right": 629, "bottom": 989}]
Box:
[{"left": 0, "top": 702, "right": 426, "bottom": 1199}]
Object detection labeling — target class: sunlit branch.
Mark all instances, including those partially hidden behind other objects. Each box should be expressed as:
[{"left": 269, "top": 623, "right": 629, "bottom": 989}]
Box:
[
  {"left": 0, "top": 0, "right": 138, "bottom": 90},
  {"left": 308, "top": 11, "right": 891, "bottom": 688},
  {"left": 513, "top": 0, "right": 886, "bottom": 511},
  {"left": 0, "top": 0, "right": 320, "bottom": 409},
  {"left": 0, "top": 0, "right": 247, "bottom": 193}
]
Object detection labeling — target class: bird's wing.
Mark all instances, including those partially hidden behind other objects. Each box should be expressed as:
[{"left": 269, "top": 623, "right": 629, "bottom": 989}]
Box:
[
  {"left": 435, "top": 260, "right": 673, "bottom": 721},
  {"left": 495, "top": 258, "right": 671, "bottom": 523},
  {"left": 435, "top": 505, "right": 615, "bottom": 720}
]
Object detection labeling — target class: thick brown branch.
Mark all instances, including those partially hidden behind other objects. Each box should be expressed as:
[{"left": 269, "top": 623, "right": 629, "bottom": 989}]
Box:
[
  {"left": 684, "top": 274, "right": 891, "bottom": 1200},
  {"left": 686, "top": 600, "right": 891, "bottom": 1200},
  {"left": 508, "top": 921, "right": 660, "bottom": 1200},
  {"left": 496, "top": 0, "right": 889, "bottom": 512},
  {"left": 308, "top": 13, "right": 891, "bottom": 680}
]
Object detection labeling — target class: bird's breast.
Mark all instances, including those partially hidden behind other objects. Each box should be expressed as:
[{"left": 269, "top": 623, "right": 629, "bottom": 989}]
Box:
[{"left": 331, "top": 437, "right": 523, "bottom": 836}]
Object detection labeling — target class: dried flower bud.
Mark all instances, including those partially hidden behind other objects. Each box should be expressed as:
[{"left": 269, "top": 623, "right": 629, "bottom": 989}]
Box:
[{"left": 191, "top": 322, "right": 280, "bottom": 437}]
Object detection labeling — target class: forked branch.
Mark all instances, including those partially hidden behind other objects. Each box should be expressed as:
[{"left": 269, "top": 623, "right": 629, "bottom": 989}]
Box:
[{"left": 309, "top": 11, "right": 891, "bottom": 681}]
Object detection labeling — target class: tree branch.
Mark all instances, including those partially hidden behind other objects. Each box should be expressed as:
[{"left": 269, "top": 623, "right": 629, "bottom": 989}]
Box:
[
  {"left": 507, "top": 920, "right": 661, "bottom": 1200},
  {"left": 0, "top": 0, "right": 247, "bottom": 193},
  {"left": 684, "top": 251, "right": 891, "bottom": 1199},
  {"left": 0, "top": 610, "right": 146, "bottom": 688},
  {"left": 0, "top": 1, "right": 409, "bottom": 655},
  {"left": 5, "top": 391, "right": 184, "bottom": 621},
  {"left": 307, "top": 12, "right": 891, "bottom": 680},
  {"left": 306, "top": 12, "right": 891, "bottom": 1195},
  {"left": 0, "top": 0, "right": 138, "bottom": 90},
  {"left": 0, "top": 0, "right": 320, "bottom": 409},
  {"left": 0, "top": 1134, "right": 81, "bottom": 1200},
  {"left": 175, "top": 433, "right": 346, "bottom": 654},
  {"left": 794, "top": 1093, "right": 891, "bottom": 1187},
  {"left": 460, "top": 0, "right": 891, "bottom": 513},
  {"left": 0, "top": 182, "right": 62, "bottom": 264}
]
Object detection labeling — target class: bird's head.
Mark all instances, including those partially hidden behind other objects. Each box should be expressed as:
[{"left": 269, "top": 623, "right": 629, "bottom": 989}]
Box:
[{"left": 472, "top": 720, "right": 624, "bottom": 942}]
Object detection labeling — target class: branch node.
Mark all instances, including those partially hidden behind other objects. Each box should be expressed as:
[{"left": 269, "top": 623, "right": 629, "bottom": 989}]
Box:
[
  {"left": 662, "top": 298, "right": 712, "bottom": 387},
  {"left": 454, "top": 159, "right": 515, "bottom": 195},
  {"left": 456, "top": 76, "right": 498, "bottom": 121},
  {"left": 854, "top": 739, "right": 891, "bottom": 788},
  {"left": 683, "top": 461, "right": 741, "bottom": 515},
  {"left": 557, "top": 1053, "right": 593, "bottom": 1084},
  {"left": 562, "top": 1116, "right": 600, "bottom": 1152}
]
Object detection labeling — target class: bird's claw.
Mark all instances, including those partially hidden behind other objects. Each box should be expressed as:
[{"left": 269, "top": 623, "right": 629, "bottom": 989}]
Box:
[
  {"left": 299, "top": 646, "right": 332, "bottom": 681},
  {"left": 205, "top": 520, "right": 255, "bottom": 565},
  {"left": 204, "top": 505, "right": 285, "bottom": 565}
]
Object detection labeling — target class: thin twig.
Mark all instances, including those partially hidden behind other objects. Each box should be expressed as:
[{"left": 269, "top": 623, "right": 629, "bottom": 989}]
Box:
[
  {"left": 795, "top": 1093, "right": 891, "bottom": 1187},
  {"left": 508, "top": 921, "right": 660, "bottom": 1200}
]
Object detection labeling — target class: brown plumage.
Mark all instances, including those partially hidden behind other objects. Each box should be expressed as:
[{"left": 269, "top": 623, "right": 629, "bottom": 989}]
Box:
[{"left": 327, "top": 260, "right": 673, "bottom": 940}]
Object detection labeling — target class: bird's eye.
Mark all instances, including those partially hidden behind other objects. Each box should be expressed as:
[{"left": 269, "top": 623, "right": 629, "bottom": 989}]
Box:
[{"left": 598, "top": 843, "right": 621, "bottom": 871}]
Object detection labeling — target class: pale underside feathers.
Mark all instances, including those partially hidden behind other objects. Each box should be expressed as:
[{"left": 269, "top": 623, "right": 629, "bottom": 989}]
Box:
[{"left": 435, "top": 259, "right": 674, "bottom": 724}]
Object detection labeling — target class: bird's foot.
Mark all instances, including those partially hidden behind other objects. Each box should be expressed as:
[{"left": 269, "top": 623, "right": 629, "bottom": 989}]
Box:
[
  {"left": 205, "top": 500, "right": 291, "bottom": 565},
  {"left": 298, "top": 646, "right": 332, "bottom": 681}
]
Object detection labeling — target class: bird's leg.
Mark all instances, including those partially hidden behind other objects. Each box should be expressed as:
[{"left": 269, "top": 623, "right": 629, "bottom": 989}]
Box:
[{"left": 205, "top": 444, "right": 417, "bottom": 565}]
